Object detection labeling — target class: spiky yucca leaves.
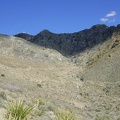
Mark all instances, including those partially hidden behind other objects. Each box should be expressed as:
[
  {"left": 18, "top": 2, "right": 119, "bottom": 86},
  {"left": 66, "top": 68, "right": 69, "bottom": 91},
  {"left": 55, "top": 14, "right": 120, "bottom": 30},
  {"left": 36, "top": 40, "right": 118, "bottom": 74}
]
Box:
[
  {"left": 55, "top": 109, "right": 78, "bottom": 120},
  {"left": 5, "top": 101, "right": 34, "bottom": 120}
]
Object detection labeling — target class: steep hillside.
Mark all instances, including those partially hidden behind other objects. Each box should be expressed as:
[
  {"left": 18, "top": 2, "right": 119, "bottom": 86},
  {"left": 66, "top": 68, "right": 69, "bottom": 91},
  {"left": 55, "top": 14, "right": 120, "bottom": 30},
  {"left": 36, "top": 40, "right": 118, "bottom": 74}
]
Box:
[
  {"left": 0, "top": 24, "right": 120, "bottom": 120},
  {"left": 0, "top": 34, "right": 81, "bottom": 119},
  {"left": 81, "top": 31, "right": 120, "bottom": 81}
]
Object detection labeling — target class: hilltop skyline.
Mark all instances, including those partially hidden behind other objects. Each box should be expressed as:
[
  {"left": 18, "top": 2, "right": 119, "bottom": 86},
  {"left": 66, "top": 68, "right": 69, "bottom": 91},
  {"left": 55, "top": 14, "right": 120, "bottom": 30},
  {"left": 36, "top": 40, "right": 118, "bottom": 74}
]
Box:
[{"left": 0, "top": 0, "right": 119, "bottom": 35}]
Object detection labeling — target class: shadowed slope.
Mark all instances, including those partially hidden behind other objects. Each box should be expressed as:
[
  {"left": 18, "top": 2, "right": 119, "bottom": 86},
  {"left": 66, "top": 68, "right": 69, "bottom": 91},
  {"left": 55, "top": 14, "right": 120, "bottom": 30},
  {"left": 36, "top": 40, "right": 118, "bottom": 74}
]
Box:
[{"left": 15, "top": 24, "right": 120, "bottom": 56}]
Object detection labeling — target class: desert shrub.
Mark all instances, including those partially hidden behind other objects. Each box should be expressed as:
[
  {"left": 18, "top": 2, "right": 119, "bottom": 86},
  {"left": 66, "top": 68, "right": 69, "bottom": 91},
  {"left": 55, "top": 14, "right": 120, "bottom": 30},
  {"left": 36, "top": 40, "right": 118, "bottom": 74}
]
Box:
[
  {"left": 37, "top": 99, "right": 45, "bottom": 106},
  {"left": 5, "top": 101, "right": 34, "bottom": 120},
  {"left": 80, "top": 77, "right": 84, "bottom": 81},
  {"left": 1, "top": 74, "right": 5, "bottom": 77},
  {"left": 37, "top": 84, "right": 42, "bottom": 88},
  {"left": 95, "top": 115, "right": 112, "bottom": 120},
  {"left": 55, "top": 109, "right": 78, "bottom": 120},
  {"left": 86, "top": 59, "right": 94, "bottom": 66},
  {"left": 35, "top": 99, "right": 46, "bottom": 116}
]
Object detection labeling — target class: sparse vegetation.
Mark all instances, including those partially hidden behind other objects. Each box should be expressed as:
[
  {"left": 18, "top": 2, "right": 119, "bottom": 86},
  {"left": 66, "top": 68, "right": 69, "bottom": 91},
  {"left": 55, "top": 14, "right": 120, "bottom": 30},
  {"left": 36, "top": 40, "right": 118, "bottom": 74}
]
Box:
[
  {"left": 95, "top": 115, "right": 112, "bottom": 120},
  {"left": 37, "top": 83, "right": 42, "bottom": 88},
  {"left": 37, "top": 99, "right": 45, "bottom": 106},
  {"left": 80, "top": 77, "right": 84, "bottom": 81},
  {"left": 35, "top": 99, "right": 46, "bottom": 116},
  {"left": 37, "top": 109, "right": 46, "bottom": 117},
  {"left": 5, "top": 101, "right": 34, "bottom": 120},
  {"left": 1, "top": 74, "right": 5, "bottom": 77},
  {"left": 55, "top": 109, "right": 78, "bottom": 120},
  {"left": 86, "top": 59, "right": 95, "bottom": 66}
]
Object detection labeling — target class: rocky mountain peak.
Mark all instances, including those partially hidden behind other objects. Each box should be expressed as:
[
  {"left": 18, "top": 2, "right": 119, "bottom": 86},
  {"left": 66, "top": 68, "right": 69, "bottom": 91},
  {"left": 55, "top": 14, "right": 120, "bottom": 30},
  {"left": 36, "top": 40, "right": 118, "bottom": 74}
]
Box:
[
  {"left": 37, "top": 29, "right": 53, "bottom": 36},
  {"left": 91, "top": 24, "right": 108, "bottom": 29},
  {"left": 41, "top": 29, "right": 51, "bottom": 33},
  {"left": 15, "top": 24, "right": 120, "bottom": 56}
]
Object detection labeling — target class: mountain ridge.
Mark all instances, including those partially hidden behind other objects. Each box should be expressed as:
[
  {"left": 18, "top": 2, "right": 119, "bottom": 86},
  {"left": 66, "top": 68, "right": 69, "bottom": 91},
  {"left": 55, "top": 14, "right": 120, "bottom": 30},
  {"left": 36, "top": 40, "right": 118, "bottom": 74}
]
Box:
[{"left": 15, "top": 24, "right": 120, "bottom": 56}]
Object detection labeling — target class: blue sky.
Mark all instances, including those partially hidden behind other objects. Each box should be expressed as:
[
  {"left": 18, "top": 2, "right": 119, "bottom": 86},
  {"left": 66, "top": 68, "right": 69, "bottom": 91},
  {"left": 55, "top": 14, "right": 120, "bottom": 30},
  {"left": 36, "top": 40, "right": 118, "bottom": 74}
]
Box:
[{"left": 0, "top": 0, "right": 119, "bottom": 35}]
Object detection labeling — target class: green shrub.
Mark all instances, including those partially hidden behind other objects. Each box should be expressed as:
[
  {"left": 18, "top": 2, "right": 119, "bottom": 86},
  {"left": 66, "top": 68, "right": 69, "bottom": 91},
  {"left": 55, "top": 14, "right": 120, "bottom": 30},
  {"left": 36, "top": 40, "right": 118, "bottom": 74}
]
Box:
[
  {"left": 1, "top": 74, "right": 5, "bottom": 77},
  {"left": 37, "top": 99, "right": 45, "bottom": 106},
  {"left": 37, "top": 84, "right": 42, "bottom": 88},
  {"left": 5, "top": 101, "right": 34, "bottom": 120},
  {"left": 55, "top": 109, "right": 78, "bottom": 120}
]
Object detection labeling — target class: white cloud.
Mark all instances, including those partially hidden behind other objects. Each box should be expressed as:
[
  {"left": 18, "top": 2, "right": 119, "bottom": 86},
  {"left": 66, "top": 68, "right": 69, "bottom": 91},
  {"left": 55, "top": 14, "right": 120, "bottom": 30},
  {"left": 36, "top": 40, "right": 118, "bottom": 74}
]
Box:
[
  {"left": 105, "top": 11, "right": 116, "bottom": 17},
  {"left": 100, "top": 11, "right": 117, "bottom": 23},
  {"left": 100, "top": 18, "right": 108, "bottom": 22}
]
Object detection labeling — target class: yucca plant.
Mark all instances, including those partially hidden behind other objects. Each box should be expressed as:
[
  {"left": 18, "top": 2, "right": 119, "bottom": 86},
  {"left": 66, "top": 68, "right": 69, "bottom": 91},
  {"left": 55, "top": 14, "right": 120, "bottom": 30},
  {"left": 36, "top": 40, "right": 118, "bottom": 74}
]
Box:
[
  {"left": 55, "top": 110, "right": 78, "bottom": 120},
  {"left": 5, "top": 101, "right": 34, "bottom": 120}
]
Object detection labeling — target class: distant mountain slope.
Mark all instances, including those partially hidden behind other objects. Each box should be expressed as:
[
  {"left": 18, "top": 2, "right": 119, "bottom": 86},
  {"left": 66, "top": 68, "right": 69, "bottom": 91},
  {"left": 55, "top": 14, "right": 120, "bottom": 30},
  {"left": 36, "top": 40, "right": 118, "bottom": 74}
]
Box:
[
  {"left": 15, "top": 24, "right": 120, "bottom": 56},
  {"left": 0, "top": 34, "right": 68, "bottom": 62},
  {"left": 15, "top": 33, "right": 34, "bottom": 41},
  {"left": 81, "top": 31, "right": 120, "bottom": 81}
]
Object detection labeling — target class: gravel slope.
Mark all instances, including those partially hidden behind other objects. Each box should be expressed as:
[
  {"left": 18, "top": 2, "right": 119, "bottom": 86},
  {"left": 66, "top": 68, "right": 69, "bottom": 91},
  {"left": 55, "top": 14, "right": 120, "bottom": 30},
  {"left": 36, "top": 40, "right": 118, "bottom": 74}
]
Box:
[{"left": 0, "top": 34, "right": 120, "bottom": 120}]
